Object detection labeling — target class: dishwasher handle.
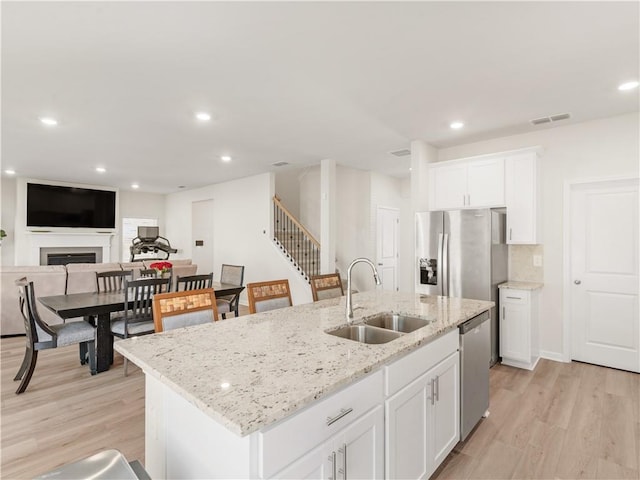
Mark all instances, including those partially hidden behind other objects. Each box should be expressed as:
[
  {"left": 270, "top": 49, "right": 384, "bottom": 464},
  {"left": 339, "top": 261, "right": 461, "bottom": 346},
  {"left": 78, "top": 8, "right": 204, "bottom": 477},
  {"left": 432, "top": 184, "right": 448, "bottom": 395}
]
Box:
[{"left": 459, "top": 310, "right": 490, "bottom": 334}]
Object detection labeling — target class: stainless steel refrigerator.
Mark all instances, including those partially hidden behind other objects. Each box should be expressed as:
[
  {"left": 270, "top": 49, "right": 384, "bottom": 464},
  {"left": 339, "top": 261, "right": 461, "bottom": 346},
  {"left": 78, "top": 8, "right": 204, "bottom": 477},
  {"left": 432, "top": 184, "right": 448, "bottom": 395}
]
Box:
[{"left": 416, "top": 209, "right": 507, "bottom": 365}]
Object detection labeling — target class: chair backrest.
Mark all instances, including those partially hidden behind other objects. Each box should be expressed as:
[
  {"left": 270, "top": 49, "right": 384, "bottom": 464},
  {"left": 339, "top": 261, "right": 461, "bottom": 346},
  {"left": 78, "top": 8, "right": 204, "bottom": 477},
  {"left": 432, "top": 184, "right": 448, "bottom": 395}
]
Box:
[
  {"left": 220, "top": 264, "right": 245, "bottom": 286},
  {"left": 310, "top": 273, "right": 344, "bottom": 301},
  {"left": 15, "top": 278, "right": 56, "bottom": 348},
  {"left": 247, "top": 279, "right": 292, "bottom": 314},
  {"left": 139, "top": 268, "right": 158, "bottom": 278},
  {"left": 124, "top": 278, "right": 171, "bottom": 328},
  {"left": 96, "top": 270, "right": 133, "bottom": 293},
  {"left": 176, "top": 273, "right": 213, "bottom": 291},
  {"left": 152, "top": 288, "right": 218, "bottom": 332}
]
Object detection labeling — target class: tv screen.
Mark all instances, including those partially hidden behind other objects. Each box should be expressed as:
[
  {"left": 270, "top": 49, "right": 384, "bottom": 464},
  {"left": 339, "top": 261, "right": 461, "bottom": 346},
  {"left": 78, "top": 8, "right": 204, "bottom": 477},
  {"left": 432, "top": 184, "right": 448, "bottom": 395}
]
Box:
[{"left": 27, "top": 183, "right": 116, "bottom": 229}]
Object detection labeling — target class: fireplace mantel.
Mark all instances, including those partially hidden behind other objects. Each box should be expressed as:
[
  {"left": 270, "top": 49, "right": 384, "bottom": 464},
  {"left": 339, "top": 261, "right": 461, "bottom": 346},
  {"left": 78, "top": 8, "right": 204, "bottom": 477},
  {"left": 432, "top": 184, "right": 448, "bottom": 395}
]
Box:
[{"left": 24, "top": 231, "right": 115, "bottom": 266}]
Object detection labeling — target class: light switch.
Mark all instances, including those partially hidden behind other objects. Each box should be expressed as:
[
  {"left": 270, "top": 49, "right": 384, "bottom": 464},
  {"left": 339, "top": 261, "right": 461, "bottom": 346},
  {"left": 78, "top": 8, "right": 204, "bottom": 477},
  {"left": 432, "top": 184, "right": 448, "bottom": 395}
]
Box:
[{"left": 533, "top": 255, "right": 542, "bottom": 267}]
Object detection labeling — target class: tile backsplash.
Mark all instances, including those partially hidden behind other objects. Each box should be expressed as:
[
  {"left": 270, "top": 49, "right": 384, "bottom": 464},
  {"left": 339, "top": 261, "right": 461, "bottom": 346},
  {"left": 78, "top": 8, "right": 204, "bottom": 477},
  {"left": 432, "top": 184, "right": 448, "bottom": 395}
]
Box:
[{"left": 509, "top": 244, "right": 544, "bottom": 283}]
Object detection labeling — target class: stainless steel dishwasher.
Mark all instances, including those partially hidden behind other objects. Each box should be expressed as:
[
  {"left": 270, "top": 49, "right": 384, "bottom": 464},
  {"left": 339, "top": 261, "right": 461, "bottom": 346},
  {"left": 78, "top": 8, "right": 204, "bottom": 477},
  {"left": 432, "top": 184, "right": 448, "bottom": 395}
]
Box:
[{"left": 459, "top": 310, "right": 490, "bottom": 440}]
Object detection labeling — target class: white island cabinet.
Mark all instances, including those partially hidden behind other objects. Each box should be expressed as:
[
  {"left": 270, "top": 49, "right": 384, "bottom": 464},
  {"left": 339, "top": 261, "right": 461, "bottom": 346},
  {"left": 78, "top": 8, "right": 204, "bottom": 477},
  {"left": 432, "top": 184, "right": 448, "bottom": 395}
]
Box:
[{"left": 116, "top": 291, "right": 493, "bottom": 480}]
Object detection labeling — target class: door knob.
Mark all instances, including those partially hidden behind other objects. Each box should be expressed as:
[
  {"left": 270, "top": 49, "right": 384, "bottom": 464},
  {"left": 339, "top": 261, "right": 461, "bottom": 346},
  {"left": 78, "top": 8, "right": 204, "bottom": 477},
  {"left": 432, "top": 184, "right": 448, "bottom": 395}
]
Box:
[{"left": 574, "top": 280, "right": 581, "bottom": 285}]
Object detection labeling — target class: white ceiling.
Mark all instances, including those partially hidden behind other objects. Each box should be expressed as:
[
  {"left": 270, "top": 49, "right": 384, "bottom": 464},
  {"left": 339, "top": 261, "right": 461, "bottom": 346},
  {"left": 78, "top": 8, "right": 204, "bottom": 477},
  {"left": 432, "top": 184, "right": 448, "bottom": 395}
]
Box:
[{"left": 2, "top": 1, "right": 638, "bottom": 193}]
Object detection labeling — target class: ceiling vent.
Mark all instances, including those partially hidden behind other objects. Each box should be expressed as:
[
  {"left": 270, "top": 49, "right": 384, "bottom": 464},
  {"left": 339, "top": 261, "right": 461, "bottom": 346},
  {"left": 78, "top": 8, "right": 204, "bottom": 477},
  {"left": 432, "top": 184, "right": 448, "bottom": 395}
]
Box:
[
  {"left": 272, "top": 161, "right": 289, "bottom": 167},
  {"left": 530, "top": 113, "right": 571, "bottom": 125},
  {"left": 390, "top": 149, "right": 411, "bottom": 157}
]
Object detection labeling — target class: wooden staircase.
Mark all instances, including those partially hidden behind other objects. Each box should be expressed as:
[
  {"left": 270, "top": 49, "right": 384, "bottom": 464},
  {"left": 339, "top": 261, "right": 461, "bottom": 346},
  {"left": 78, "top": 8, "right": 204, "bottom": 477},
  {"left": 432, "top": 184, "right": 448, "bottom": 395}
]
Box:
[{"left": 273, "top": 196, "right": 320, "bottom": 283}]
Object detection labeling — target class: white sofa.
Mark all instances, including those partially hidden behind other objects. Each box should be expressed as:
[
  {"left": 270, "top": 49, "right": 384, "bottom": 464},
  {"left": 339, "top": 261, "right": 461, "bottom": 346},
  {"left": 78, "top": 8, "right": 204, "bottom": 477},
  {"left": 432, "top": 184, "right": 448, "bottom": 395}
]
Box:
[{"left": 1, "top": 259, "right": 198, "bottom": 336}]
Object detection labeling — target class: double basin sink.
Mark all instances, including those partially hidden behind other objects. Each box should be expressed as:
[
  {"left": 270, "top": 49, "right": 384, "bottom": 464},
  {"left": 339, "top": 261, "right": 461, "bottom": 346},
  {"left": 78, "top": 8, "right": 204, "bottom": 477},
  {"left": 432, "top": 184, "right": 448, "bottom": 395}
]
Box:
[{"left": 327, "top": 313, "right": 434, "bottom": 344}]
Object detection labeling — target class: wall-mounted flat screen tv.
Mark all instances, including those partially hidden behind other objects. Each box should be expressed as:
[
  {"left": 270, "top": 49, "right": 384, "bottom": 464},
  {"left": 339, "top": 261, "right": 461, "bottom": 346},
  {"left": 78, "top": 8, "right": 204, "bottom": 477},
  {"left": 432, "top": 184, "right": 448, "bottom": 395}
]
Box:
[{"left": 27, "top": 183, "right": 116, "bottom": 228}]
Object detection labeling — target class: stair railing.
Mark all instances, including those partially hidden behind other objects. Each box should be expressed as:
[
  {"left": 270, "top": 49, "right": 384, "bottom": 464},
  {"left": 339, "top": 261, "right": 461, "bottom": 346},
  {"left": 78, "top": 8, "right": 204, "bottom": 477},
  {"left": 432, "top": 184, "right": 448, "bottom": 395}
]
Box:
[{"left": 273, "top": 196, "right": 321, "bottom": 279}]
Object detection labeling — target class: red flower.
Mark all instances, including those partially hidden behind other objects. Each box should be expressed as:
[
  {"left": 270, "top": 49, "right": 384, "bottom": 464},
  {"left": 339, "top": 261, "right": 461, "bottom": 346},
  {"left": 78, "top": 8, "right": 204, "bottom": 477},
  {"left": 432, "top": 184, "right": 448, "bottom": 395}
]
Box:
[{"left": 149, "top": 261, "right": 172, "bottom": 274}]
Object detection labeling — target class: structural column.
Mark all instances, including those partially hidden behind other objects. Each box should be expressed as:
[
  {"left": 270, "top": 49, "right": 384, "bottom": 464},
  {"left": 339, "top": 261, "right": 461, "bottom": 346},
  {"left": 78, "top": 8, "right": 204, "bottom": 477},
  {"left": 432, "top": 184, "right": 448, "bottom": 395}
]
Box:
[{"left": 320, "top": 159, "right": 336, "bottom": 274}]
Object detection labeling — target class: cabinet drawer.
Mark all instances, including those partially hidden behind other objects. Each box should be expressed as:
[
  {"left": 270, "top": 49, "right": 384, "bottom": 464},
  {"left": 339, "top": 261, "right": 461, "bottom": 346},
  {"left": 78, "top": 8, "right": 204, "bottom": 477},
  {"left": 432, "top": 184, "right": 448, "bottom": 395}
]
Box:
[
  {"left": 501, "top": 290, "right": 530, "bottom": 304},
  {"left": 385, "top": 329, "right": 458, "bottom": 397},
  {"left": 259, "top": 369, "right": 383, "bottom": 479}
]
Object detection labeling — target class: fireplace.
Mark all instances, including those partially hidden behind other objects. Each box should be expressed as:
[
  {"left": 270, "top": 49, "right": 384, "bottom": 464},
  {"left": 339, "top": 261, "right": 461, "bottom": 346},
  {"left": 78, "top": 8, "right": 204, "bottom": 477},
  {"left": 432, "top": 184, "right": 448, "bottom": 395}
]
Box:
[
  {"left": 24, "top": 232, "right": 113, "bottom": 266},
  {"left": 47, "top": 252, "right": 97, "bottom": 265}
]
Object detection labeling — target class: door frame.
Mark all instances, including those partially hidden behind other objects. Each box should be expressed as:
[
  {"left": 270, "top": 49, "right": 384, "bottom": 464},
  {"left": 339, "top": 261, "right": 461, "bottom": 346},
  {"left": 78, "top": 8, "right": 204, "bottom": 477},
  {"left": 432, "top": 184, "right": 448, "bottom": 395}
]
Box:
[{"left": 562, "top": 174, "right": 639, "bottom": 363}]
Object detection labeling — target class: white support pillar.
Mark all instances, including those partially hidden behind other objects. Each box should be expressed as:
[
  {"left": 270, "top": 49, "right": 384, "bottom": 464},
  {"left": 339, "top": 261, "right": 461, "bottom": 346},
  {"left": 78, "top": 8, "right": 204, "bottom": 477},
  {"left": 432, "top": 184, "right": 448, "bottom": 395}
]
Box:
[
  {"left": 320, "top": 159, "right": 336, "bottom": 274},
  {"left": 410, "top": 140, "right": 437, "bottom": 212}
]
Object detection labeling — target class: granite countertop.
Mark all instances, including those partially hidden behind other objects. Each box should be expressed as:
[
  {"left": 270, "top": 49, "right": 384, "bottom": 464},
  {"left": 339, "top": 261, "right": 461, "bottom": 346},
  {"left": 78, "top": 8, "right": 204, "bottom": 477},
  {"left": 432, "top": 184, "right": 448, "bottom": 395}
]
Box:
[
  {"left": 114, "top": 291, "right": 493, "bottom": 437},
  {"left": 498, "top": 281, "right": 544, "bottom": 290}
]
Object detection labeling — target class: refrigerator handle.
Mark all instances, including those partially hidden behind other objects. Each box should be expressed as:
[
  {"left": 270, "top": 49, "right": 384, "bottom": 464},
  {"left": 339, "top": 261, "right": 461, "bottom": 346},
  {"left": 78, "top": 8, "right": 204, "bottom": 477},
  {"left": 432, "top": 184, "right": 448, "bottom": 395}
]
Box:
[
  {"left": 443, "top": 233, "right": 449, "bottom": 296},
  {"left": 437, "top": 233, "right": 444, "bottom": 296}
]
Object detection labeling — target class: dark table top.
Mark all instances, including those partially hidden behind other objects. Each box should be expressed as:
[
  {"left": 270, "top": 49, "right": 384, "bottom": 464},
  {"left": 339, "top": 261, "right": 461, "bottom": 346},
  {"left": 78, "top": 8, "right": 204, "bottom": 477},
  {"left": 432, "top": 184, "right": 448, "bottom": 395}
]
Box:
[{"left": 38, "top": 282, "right": 245, "bottom": 319}]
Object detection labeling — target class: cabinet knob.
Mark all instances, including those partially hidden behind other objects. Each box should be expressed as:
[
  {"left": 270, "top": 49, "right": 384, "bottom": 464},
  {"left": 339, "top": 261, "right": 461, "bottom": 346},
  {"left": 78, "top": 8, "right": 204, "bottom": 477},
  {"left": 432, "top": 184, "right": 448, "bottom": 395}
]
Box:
[{"left": 574, "top": 280, "right": 581, "bottom": 285}]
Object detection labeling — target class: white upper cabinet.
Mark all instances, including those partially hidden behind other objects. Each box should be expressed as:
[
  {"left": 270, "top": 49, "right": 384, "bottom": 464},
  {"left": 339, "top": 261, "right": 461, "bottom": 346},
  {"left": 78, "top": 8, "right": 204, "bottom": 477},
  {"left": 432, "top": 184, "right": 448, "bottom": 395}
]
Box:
[
  {"left": 429, "top": 157, "right": 505, "bottom": 210},
  {"left": 505, "top": 152, "right": 541, "bottom": 244}
]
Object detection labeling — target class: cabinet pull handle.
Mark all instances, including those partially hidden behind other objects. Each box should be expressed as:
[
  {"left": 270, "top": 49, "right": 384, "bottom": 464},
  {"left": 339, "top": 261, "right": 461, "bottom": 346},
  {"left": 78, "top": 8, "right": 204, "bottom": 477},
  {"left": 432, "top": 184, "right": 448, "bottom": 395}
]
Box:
[
  {"left": 506, "top": 296, "right": 522, "bottom": 300},
  {"left": 435, "top": 376, "right": 440, "bottom": 402},
  {"left": 339, "top": 444, "right": 347, "bottom": 480},
  {"left": 328, "top": 451, "right": 336, "bottom": 480},
  {"left": 502, "top": 306, "right": 505, "bottom": 319},
  {"left": 327, "top": 408, "right": 353, "bottom": 426},
  {"left": 430, "top": 378, "right": 435, "bottom": 405},
  {"left": 509, "top": 228, "right": 512, "bottom": 241}
]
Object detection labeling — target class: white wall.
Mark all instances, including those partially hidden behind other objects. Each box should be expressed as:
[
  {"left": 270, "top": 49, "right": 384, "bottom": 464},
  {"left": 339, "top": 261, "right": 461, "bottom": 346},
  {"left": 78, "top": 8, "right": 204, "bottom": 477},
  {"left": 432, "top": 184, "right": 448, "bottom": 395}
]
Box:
[
  {"left": 274, "top": 168, "right": 303, "bottom": 219},
  {"left": 299, "top": 167, "right": 321, "bottom": 241},
  {"left": 437, "top": 112, "right": 639, "bottom": 358},
  {"left": 1, "top": 177, "right": 17, "bottom": 266},
  {"left": 164, "top": 173, "right": 313, "bottom": 306}
]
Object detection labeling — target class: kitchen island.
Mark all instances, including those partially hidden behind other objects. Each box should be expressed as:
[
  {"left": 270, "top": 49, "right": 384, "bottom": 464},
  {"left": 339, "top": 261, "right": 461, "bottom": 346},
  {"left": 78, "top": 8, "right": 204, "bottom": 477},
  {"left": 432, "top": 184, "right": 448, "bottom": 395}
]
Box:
[{"left": 115, "top": 291, "right": 493, "bottom": 479}]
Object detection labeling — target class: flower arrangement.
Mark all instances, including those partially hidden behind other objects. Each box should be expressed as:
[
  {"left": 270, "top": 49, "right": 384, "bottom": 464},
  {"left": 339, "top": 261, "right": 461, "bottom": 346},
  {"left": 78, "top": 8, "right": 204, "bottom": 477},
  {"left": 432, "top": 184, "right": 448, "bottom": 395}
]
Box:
[{"left": 149, "top": 261, "right": 172, "bottom": 275}]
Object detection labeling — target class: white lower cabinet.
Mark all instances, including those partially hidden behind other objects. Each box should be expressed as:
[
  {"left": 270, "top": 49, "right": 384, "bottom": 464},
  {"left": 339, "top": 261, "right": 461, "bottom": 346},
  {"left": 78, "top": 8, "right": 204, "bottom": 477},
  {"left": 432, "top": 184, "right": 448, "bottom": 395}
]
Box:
[
  {"left": 499, "top": 288, "right": 540, "bottom": 370},
  {"left": 385, "top": 351, "right": 460, "bottom": 480},
  {"left": 272, "top": 406, "right": 384, "bottom": 480}
]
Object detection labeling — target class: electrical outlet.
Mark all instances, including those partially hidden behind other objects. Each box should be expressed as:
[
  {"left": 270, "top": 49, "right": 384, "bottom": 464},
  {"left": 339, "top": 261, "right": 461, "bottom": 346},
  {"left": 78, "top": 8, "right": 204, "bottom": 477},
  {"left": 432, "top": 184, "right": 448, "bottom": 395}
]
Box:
[{"left": 533, "top": 255, "right": 543, "bottom": 267}]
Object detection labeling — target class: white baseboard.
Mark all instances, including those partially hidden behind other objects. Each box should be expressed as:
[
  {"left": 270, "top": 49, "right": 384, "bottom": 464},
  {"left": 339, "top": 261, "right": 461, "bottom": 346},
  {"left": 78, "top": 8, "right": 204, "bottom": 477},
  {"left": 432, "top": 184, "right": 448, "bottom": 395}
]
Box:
[{"left": 539, "top": 350, "right": 567, "bottom": 363}]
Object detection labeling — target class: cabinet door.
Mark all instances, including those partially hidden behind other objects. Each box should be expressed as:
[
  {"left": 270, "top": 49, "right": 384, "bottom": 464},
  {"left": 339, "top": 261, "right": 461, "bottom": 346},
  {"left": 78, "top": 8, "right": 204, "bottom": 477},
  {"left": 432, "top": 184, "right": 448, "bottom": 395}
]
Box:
[
  {"left": 430, "top": 352, "right": 460, "bottom": 472},
  {"left": 385, "top": 373, "right": 430, "bottom": 480},
  {"left": 505, "top": 153, "right": 539, "bottom": 244},
  {"left": 467, "top": 158, "right": 505, "bottom": 207},
  {"left": 500, "top": 296, "right": 530, "bottom": 362},
  {"left": 271, "top": 442, "right": 332, "bottom": 479},
  {"left": 430, "top": 164, "right": 467, "bottom": 210},
  {"left": 334, "top": 406, "right": 384, "bottom": 480}
]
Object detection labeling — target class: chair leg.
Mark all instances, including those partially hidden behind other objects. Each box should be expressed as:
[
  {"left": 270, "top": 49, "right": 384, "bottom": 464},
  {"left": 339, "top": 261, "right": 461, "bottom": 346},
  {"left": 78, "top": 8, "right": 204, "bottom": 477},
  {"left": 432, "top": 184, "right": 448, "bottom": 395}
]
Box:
[
  {"left": 221, "top": 313, "right": 227, "bottom": 320},
  {"left": 13, "top": 347, "right": 31, "bottom": 381},
  {"left": 124, "top": 357, "right": 129, "bottom": 377},
  {"left": 79, "top": 342, "right": 88, "bottom": 365},
  {"left": 15, "top": 350, "right": 38, "bottom": 394},
  {"left": 87, "top": 341, "right": 97, "bottom": 375}
]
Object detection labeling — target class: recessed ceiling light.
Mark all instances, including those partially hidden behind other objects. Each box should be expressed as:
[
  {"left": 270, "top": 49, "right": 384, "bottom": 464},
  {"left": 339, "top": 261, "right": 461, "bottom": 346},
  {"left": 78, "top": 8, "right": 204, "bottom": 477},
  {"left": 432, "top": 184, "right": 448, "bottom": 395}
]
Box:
[
  {"left": 39, "top": 117, "right": 58, "bottom": 126},
  {"left": 618, "top": 81, "right": 639, "bottom": 91},
  {"left": 131, "top": 183, "right": 140, "bottom": 189},
  {"left": 450, "top": 121, "right": 464, "bottom": 130},
  {"left": 221, "top": 155, "right": 232, "bottom": 162},
  {"left": 5, "top": 169, "right": 16, "bottom": 175},
  {"left": 95, "top": 167, "right": 106, "bottom": 173},
  {"left": 195, "top": 112, "right": 211, "bottom": 121},
  {"left": 220, "top": 382, "right": 230, "bottom": 389}
]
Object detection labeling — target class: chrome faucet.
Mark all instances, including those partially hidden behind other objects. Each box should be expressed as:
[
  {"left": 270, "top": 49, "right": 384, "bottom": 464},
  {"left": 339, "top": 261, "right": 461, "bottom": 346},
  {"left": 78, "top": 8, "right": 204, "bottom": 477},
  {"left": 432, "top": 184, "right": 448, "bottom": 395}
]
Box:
[{"left": 346, "top": 257, "right": 381, "bottom": 322}]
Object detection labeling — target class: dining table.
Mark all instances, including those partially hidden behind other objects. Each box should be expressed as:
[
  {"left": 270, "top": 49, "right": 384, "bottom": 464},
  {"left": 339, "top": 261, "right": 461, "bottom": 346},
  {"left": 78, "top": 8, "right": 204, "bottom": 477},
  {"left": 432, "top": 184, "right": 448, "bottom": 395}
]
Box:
[{"left": 38, "top": 282, "right": 245, "bottom": 374}]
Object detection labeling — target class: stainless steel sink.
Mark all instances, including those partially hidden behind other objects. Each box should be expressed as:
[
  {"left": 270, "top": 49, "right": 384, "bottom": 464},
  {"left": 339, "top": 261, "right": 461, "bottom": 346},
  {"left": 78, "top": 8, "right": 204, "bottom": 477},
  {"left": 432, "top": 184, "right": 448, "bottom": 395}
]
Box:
[
  {"left": 363, "top": 313, "right": 432, "bottom": 333},
  {"left": 327, "top": 324, "right": 403, "bottom": 344}
]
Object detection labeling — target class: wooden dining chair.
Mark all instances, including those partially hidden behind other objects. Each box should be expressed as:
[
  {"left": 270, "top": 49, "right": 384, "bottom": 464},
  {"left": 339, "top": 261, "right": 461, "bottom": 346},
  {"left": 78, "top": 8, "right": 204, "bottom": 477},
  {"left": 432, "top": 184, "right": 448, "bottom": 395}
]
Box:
[
  {"left": 217, "top": 264, "right": 245, "bottom": 319},
  {"left": 247, "top": 279, "right": 292, "bottom": 314},
  {"left": 111, "top": 277, "right": 170, "bottom": 375},
  {"left": 310, "top": 273, "right": 344, "bottom": 301},
  {"left": 96, "top": 270, "right": 133, "bottom": 293},
  {"left": 13, "top": 279, "right": 97, "bottom": 394},
  {"left": 152, "top": 288, "right": 218, "bottom": 333},
  {"left": 176, "top": 273, "right": 213, "bottom": 291}
]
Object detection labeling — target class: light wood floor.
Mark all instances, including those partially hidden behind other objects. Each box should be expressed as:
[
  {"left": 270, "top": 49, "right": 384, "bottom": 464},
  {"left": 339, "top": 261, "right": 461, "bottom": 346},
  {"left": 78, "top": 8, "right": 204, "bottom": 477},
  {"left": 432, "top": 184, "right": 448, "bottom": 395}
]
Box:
[
  {"left": 2, "top": 326, "right": 638, "bottom": 479},
  {"left": 433, "top": 359, "right": 640, "bottom": 480}
]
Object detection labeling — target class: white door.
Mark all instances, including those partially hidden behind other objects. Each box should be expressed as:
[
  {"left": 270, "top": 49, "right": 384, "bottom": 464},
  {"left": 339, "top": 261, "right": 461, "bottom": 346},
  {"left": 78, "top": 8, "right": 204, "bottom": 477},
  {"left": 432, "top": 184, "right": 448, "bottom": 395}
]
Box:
[
  {"left": 336, "top": 406, "right": 384, "bottom": 480},
  {"left": 430, "top": 164, "right": 467, "bottom": 210},
  {"left": 271, "top": 442, "right": 332, "bottom": 480},
  {"left": 376, "top": 207, "right": 399, "bottom": 291},
  {"left": 466, "top": 158, "right": 505, "bottom": 207},
  {"left": 430, "top": 352, "right": 460, "bottom": 470},
  {"left": 191, "top": 199, "right": 214, "bottom": 273},
  {"left": 570, "top": 178, "right": 639, "bottom": 373}
]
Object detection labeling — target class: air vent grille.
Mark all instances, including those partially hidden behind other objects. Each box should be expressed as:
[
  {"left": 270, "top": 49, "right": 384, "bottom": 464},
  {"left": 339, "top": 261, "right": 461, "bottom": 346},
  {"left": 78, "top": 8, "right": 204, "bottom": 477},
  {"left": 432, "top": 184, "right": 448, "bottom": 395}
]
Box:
[
  {"left": 272, "top": 161, "right": 289, "bottom": 167},
  {"left": 530, "top": 112, "right": 571, "bottom": 125},
  {"left": 390, "top": 149, "right": 411, "bottom": 157}
]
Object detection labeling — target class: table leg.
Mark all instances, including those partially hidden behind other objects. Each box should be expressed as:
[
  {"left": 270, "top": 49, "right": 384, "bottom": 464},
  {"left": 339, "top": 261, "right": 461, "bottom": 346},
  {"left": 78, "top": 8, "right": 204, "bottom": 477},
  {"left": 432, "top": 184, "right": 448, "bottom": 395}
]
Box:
[{"left": 95, "top": 313, "right": 114, "bottom": 373}]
